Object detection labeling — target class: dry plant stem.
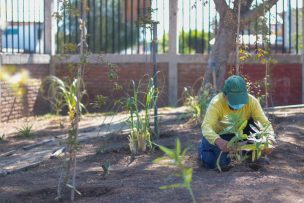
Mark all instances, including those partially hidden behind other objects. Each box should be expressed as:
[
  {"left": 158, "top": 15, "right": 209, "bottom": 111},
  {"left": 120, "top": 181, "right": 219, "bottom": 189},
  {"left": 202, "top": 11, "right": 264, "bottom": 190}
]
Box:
[
  {"left": 56, "top": 147, "right": 69, "bottom": 200},
  {"left": 71, "top": 0, "right": 87, "bottom": 201},
  {"left": 188, "top": 188, "right": 197, "bottom": 203}
]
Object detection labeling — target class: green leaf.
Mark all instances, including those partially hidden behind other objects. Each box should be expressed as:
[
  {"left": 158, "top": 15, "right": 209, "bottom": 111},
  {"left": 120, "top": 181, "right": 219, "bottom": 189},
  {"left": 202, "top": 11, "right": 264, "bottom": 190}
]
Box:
[
  {"left": 216, "top": 151, "right": 223, "bottom": 173},
  {"left": 239, "top": 144, "right": 257, "bottom": 151},
  {"left": 252, "top": 150, "right": 256, "bottom": 162},
  {"left": 183, "top": 168, "right": 193, "bottom": 184},
  {"left": 153, "top": 157, "right": 169, "bottom": 164},
  {"left": 160, "top": 183, "right": 183, "bottom": 190},
  {"left": 158, "top": 145, "right": 175, "bottom": 159},
  {"left": 176, "top": 139, "right": 181, "bottom": 157}
]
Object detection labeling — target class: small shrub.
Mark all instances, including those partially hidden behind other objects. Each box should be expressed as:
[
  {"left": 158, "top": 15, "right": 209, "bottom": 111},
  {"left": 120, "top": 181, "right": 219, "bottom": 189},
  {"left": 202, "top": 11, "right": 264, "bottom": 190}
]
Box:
[
  {"left": 18, "top": 124, "right": 34, "bottom": 138},
  {"left": 183, "top": 84, "right": 212, "bottom": 124},
  {"left": 93, "top": 95, "right": 108, "bottom": 110},
  {"left": 125, "top": 78, "right": 158, "bottom": 154}
]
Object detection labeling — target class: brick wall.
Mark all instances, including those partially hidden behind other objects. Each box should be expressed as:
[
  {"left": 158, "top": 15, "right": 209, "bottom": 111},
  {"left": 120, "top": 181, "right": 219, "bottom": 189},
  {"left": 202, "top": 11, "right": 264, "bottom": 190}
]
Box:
[
  {"left": 0, "top": 62, "right": 302, "bottom": 122},
  {"left": 0, "top": 65, "right": 50, "bottom": 122},
  {"left": 178, "top": 63, "right": 302, "bottom": 106},
  {"left": 55, "top": 63, "right": 169, "bottom": 111}
]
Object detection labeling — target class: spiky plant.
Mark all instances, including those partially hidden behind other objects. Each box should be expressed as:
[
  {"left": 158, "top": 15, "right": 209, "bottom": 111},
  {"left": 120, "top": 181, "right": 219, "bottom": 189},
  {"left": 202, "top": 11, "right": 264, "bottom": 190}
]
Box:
[
  {"left": 126, "top": 78, "right": 157, "bottom": 154},
  {"left": 41, "top": 75, "right": 87, "bottom": 200},
  {"left": 17, "top": 123, "right": 34, "bottom": 138},
  {"left": 153, "top": 139, "right": 196, "bottom": 203},
  {"left": 217, "top": 113, "right": 274, "bottom": 172}
]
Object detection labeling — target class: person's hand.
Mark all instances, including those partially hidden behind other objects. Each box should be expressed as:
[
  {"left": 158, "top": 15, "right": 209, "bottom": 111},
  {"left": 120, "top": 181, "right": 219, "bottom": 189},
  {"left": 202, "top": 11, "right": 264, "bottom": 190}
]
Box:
[
  {"left": 262, "top": 147, "right": 273, "bottom": 155},
  {"left": 215, "top": 138, "right": 230, "bottom": 152}
]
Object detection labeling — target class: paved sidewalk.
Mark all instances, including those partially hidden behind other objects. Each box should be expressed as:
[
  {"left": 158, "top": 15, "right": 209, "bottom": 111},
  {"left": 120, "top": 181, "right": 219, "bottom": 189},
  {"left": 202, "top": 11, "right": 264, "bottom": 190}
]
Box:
[{"left": 0, "top": 107, "right": 189, "bottom": 176}]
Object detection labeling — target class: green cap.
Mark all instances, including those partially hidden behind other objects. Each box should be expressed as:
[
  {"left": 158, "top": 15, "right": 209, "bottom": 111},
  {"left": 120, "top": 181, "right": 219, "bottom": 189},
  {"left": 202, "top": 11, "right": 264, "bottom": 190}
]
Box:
[{"left": 223, "top": 75, "right": 248, "bottom": 105}]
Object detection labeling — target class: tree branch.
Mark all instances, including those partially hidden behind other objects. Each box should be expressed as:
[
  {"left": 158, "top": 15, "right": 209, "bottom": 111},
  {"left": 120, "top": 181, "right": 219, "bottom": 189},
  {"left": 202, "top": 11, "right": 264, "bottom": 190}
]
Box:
[
  {"left": 242, "top": 0, "right": 279, "bottom": 22},
  {"left": 213, "top": 0, "right": 230, "bottom": 16}
]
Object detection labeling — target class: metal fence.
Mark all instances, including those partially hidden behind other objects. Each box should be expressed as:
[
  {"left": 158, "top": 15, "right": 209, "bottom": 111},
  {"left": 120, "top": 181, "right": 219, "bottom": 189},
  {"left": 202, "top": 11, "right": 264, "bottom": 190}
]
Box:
[
  {"left": 55, "top": 0, "right": 165, "bottom": 54},
  {"left": 0, "top": 0, "right": 302, "bottom": 54},
  {"left": 178, "top": 0, "right": 302, "bottom": 54},
  {"left": 0, "top": 0, "right": 45, "bottom": 53}
]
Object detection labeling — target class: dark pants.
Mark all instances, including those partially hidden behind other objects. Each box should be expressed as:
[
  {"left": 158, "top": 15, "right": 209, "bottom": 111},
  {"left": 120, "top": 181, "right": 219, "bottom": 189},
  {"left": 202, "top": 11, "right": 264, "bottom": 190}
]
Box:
[{"left": 198, "top": 118, "right": 258, "bottom": 169}]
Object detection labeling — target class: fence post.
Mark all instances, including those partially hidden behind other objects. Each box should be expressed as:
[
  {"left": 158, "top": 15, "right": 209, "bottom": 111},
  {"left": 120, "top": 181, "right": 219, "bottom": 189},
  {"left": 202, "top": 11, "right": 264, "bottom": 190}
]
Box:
[
  {"left": 44, "top": 0, "right": 56, "bottom": 56},
  {"left": 168, "top": 0, "right": 178, "bottom": 106}
]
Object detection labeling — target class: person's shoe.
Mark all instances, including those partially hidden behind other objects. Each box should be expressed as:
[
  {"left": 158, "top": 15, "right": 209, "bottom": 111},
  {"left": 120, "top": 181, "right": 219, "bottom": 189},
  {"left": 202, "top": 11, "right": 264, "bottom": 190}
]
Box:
[{"left": 249, "top": 157, "right": 270, "bottom": 171}]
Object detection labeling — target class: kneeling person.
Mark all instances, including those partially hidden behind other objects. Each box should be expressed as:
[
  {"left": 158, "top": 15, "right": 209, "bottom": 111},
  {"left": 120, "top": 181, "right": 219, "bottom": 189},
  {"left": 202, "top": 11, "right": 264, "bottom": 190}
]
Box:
[{"left": 198, "top": 75, "right": 275, "bottom": 169}]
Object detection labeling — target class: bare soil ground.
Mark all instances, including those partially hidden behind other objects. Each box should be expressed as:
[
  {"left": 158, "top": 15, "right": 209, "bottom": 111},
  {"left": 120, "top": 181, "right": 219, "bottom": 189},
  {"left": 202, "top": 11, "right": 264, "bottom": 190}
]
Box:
[{"left": 0, "top": 108, "right": 304, "bottom": 203}]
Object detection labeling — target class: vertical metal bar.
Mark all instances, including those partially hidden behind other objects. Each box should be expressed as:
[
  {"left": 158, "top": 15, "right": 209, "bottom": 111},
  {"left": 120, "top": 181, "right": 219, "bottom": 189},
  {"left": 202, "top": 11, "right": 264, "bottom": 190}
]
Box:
[
  {"left": 296, "top": 0, "right": 299, "bottom": 53},
  {"left": 195, "top": 0, "right": 198, "bottom": 53},
  {"left": 56, "top": 0, "right": 59, "bottom": 53},
  {"left": 38, "top": 0, "right": 41, "bottom": 53},
  {"left": 188, "top": 0, "right": 191, "bottom": 54},
  {"left": 137, "top": 0, "right": 140, "bottom": 54},
  {"left": 17, "top": 0, "right": 20, "bottom": 53},
  {"left": 275, "top": 2, "right": 278, "bottom": 53},
  {"left": 105, "top": 0, "right": 108, "bottom": 53},
  {"left": 202, "top": 0, "right": 204, "bottom": 53},
  {"left": 124, "top": 0, "right": 127, "bottom": 53},
  {"left": 155, "top": 0, "right": 158, "bottom": 54},
  {"left": 112, "top": 0, "right": 115, "bottom": 53},
  {"left": 143, "top": 0, "right": 146, "bottom": 53},
  {"left": 282, "top": 0, "right": 285, "bottom": 53},
  {"left": 28, "top": 0, "right": 31, "bottom": 52},
  {"left": 255, "top": 0, "right": 258, "bottom": 52},
  {"left": 75, "top": 0, "right": 78, "bottom": 45},
  {"left": 34, "top": 0, "right": 36, "bottom": 53},
  {"left": 93, "top": 0, "right": 96, "bottom": 52},
  {"left": 268, "top": 4, "right": 271, "bottom": 50},
  {"left": 100, "top": 0, "right": 103, "bottom": 52},
  {"left": 87, "top": 0, "right": 90, "bottom": 51},
  {"left": 118, "top": 0, "right": 121, "bottom": 53},
  {"left": 181, "top": 0, "right": 184, "bottom": 54},
  {"left": 152, "top": 22, "right": 158, "bottom": 137},
  {"left": 63, "top": 0, "right": 66, "bottom": 46},
  {"left": 23, "top": 0, "right": 26, "bottom": 53},
  {"left": 11, "top": 0, "right": 14, "bottom": 53},
  {"left": 162, "top": 0, "right": 165, "bottom": 53},
  {"left": 208, "top": 0, "right": 210, "bottom": 53},
  {"left": 5, "top": 0, "right": 8, "bottom": 52},
  {"left": 68, "top": 0, "right": 72, "bottom": 43},
  {"left": 130, "top": 0, "right": 133, "bottom": 54},
  {"left": 288, "top": 0, "right": 291, "bottom": 53}
]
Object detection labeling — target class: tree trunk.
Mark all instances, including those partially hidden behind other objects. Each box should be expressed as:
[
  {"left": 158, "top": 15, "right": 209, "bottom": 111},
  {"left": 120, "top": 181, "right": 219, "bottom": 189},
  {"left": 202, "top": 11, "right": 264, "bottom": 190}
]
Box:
[
  {"left": 203, "top": 18, "right": 237, "bottom": 90},
  {"left": 202, "top": 0, "right": 279, "bottom": 92}
]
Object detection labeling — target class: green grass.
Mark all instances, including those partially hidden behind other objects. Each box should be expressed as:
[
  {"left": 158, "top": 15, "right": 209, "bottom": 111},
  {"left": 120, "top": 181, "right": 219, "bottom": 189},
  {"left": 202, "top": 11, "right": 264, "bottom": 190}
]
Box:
[{"left": 17, "top": 124, "right": 34, "bottom": 138}]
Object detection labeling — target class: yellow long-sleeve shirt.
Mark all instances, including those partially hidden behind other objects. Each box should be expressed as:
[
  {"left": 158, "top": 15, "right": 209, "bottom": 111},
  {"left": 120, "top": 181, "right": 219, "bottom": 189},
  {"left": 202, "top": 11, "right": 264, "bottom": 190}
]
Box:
[{"left": 201, "top": 93, "right": 274, "bottom": 145}]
